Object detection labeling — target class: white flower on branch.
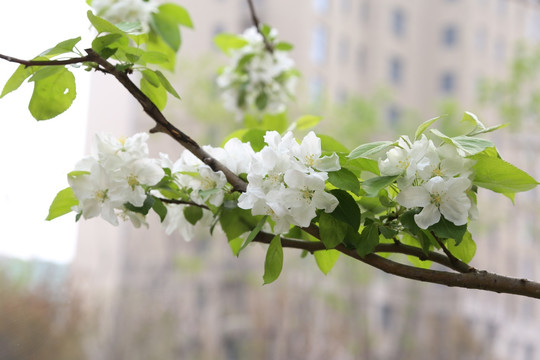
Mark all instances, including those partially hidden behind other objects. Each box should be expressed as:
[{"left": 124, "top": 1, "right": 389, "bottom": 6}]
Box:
[{"left": 90, "top": 0, "right": 158, "bottom": 32}]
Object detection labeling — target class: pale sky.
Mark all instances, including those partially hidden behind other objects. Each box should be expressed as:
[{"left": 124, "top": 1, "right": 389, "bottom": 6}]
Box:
[{"left": 0, "top": 0, "right": 91, "bottom": 263}]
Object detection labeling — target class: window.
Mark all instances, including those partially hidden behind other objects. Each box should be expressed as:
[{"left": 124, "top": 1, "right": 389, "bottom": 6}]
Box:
[
  {"left": 391, "top": 8, "right": 406, "bottom": 36},
  {"left": 338, "top": 37, "right": 349, "bottom": 64},
  {"left": 310, "top": 25, "right": 328, "bottom": 64},
  {"left": 313, "top": 0, "right": 329, "bottom": 13},
  {"left": 442, "top": 25, "right": 458, "bottom": 47},
  {"left": 389, "top": 56, "right": 403, "bottom": 85},
  {"left": 387, "top": 105, "right": 401, "bottom": 126},
  {"left": 440, "top": 72, "right": 456, "bottom": 94}
]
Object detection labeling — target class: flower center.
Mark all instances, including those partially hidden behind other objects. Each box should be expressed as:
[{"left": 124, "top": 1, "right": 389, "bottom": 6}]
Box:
[
  {"left": 430, "top": 192, "right": 443, "bottom": 207},
  {"left": 95, "top": 189, "right": 108, "bottom": 203},
  {"left": 127, "top": 174, "right": 139, "bottom": 189}
]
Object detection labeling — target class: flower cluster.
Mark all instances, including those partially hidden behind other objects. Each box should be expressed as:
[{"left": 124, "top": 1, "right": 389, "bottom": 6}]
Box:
[
  {"left": 68, "top": 133, "right": 164, "bottom": 227},
  {"left": 217, "top": 27, "right": 298, "bottom": 119},
  {"left": 379, "top": 135, "right": 476, "bottom": 229},
  {"left": 238, "top": 131, "right": 341, "bottom": 233},
  {"left": 89, "top": 0, "right": 157, "bottom": 32}
]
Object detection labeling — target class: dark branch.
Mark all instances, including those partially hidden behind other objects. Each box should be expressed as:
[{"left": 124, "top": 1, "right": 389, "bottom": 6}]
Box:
[
  {"left": 246, "top": 0, "right": 274, "bottom": 53},
  {"left": 157, "top": 198, "right": 210, "bottom": 210},
  {"left": 0, "top": 53, "right": 92, "bottom": 67}
]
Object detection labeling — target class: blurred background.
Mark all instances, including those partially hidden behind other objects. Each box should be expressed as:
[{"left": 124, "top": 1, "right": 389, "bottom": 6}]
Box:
[{"left": 2, "top": 0, "right": 540, "bottom": 359}]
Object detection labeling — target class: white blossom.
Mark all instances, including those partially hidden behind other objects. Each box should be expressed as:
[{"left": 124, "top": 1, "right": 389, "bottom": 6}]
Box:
[{"left": 90, "top": 0, "right": 157, "bottom": 32}]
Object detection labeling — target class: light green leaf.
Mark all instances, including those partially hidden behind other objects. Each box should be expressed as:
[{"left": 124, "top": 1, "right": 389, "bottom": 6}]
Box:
[
  {"left": 274, "top": 42, "right": 294, "bottom": 51},
  {"left": 472, "top": 155, "right": 539, "bottom": 195},
  {"left": 141, "top": 69, "right": 160, "bottom": 87},
  {"left": 46, "top": 187, "right": 78, "bottom": 221},
  {"left": 28, "top": 67, "right": 76, "bottom": 120},
  {"left": 468, "top": 123, "right": 509, "bottom": 136},
  {"left": 319, "top": 212, "right": 348, "bottom": 249},
  {"left": 452, "top": 136, "right": 494, "bottom": 155},
  {"left": 362, "top": 175, "right": 398, "bottom": 197},
  {"left": 67, "top": 170, "right": 90, "bottom": 177},
  {"left": 228, "top": 237, "right": 243, "bottom": 256},
  {"left": 349, "top": 141, "right": 393, "bottom": 159},
  {"left": 263, "top": 235, "right": 283, "bottom": 284},
  {"left": 447, "top": 231, "right": 476, "bottom": 263},
  {"left": 157, "top": 3, "right": 193, "bottom": 28},
  {"left": 241, "top": 128, "right": 266, "bottom": 151},
  {"left": 154, "top": 70, "right": 180, "bottom": 99},
  {"left": 314, "top": 249, "right": 340, "bottom": 275},
  {"left": 318, "top": 135, "right": 349, "bottom": 153},
  {"left": 214, "top": 34, "right": 248, "bottom": 54},
  {"left": 141, "top": 76, "right": 167, "bottom": 110},
  {"left": 40, "top": 36, "right": 81, "bottom": 57},
  {"left": 415, "top": 116, "right": 440, "bottom": 140},
  {"left": 430, "top": 129, "right": 460, "bottom": 148},
  {"left": 150, "top": 12, "right": 181, "bottom": 51},
  {"left": 327, "top": 168, "right": 361, "bottom": 195},
  {"left": 141, "top": 51, "right": 169, "bottom": 64},
  {"left": 87, "top": 10, "right": 125, "bottom": 34},
  {"left": 294, "top": 115, "right": 321, "bottom": 130},
  {"left": 240, "top": 215, "right": 268, "bottom": 251},
  {"left": 461, "top": 111, "right": 485, "bottom": 131},
  {"left": 1, "top": 58, "right": 48, "bottom": 98},
  {"left": 146, "top": 32, "right": 176, "bottom": 71}
]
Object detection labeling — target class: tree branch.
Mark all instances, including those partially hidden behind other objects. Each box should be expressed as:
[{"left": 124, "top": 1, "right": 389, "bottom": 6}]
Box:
[
  {"left": 0, "top": 53, "right": 92, "bottom": 67},
  {"left": 246, "top": 0, "right": 274, "bottom": 53},
  {"left": 157, "top": 198, "right": 210, "bottom": 210}
]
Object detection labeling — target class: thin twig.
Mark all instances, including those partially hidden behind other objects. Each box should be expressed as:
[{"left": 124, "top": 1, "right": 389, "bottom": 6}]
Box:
[
  {"left": 246, "top": 0, "right": 274, "bottom": 53},
  {"left": 157, "top": 198, "right": 210, "bottom": 210},
  {"left": 0, "top": 53, "right": 91, "bottom": 67}
]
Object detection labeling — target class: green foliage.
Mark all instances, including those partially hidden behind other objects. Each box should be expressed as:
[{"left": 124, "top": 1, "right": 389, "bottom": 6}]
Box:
[
  {"left": 28, "top": 67, "right": 76, "bottom": 120},
  {"left": 447, "top": 231, "right": 476, "bottom": 263},
  {"left": 356, "top": 223, "right": 379, "bottom": 257},
  {"left": 314, "top": 249, "right": 340, "bottom": 275},
  {"left": 46, "top": 188, "right": 79, "bottom": 221},
  {"left": 263, "top": 235, "right": 283, "bottom": 284},
  {"left": 183, "top": 206, "right": 203, "bottom": 225}
]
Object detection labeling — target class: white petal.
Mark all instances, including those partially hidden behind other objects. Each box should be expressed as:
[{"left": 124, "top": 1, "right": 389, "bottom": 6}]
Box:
[
  {"left": 396, "top": 186, "right": 430, "bottom": 208},
  {"left": 414, "top": 204, "right": 441, "bottom": 229}
]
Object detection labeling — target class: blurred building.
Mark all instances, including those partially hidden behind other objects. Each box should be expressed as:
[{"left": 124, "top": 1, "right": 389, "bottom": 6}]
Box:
[{"left": 72, "top": 1, "right": 540, "bottom": 359}]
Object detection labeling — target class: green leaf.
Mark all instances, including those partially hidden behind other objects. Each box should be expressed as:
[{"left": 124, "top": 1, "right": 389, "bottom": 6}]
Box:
[
  {"left": 274, "top": 42, "right": 294, "bottom": 51},
  {"left": 46, "top": 187, "right": 78, "bottom": 220},
  {"left": 219, "top": 207, "right": 258, "bottom": 241},
  {"left": 314, "top": 250, "right": 340, "bottom": 275},
  {"left": 349, "top": 141, "right": 393, "bottom": 159},
  {"left": 319, "top": 212, "right": 348, "bottom": 249},
  {"left": 471, "top": 155, "right": 539, "bottom": 195},
  {"left": 240, "top": 215, "right": 268, "bottom": 251},
  {"left": 40, "top": 36, "right": 81, "bottom": 57},
  {"left": 141, "top": 69, "right": 160, "bottom": 87},
  {"left": 468, "top": 123, "right": 509, "bottom": 136},
  {"left": 260, "top": 112, "right": 288, "bottom": 132},
  {"left": 141, "top": 51, "right": 169, "bottom": 64},
  {"left": 263, "top": 235, "right": 283, "bottom": 284},
  {"left": 452, "top": 136, "right": 494, "bottom": 155},
  {"left": 154, "top": 70, "right": 180, "bottom": 99},
  {"left": 428, "top": 216, "right": 467, "bottom": 244},
  {"left": 146, "top": 32, "right": 176, "bottom": 71},
  {"left": 447, "top": 231, "right": 476, "bottom": 263},
  {"left": 151, "top": 12, "right": 181, "bottom": 51},
  {"left": 67, "top": 170, "right": 90, "bottom": 177},
  {"left": 241, "top": 128, "right": 266, "bottom": 151},
  {"left": 414, "top": 116, "right": 440, "bottom": 140},
  {"left": 183, "top": 206, "right": 203, "bottom": 225},
  {"left": 430, "top": 129, "right": 460, "bottom": 148},
  {"left": 228, "top": 237, "right": 243, "bottom": 256},
  {"left": 362, "top": 175, "right": 399, "bottom": 197},
  {"left": 141, "top": 76, "right": 167, "bottom": 110},
  {"left": 214, "top": 34, "right": 248, "bottom": 54},
  {"left": 357, "top": 223, "right": 379, "bottom": 257},
  {"left": 152, "top": 197, "right": 167, "bottom": 222},
  {"left": 157, "top": 3, "right": 193, "bottom": 28},
  {"left": 461, "top": 111, "right": 485, "bottom": 131},
  {"left": 88, "top": 10, "right": 125, "bottom": 34},
  {"left": 1, "top": 59, "right": 46, "bottom": 98},
  {"left": 28, "top": 67, "right": 76, "bottom": 120},
  {"left": 125, "top": 194, "right": 155, "bottom": 215},
  {"left": 294, "top": 115, "right": 321, "bottom": 130},
  {"left": 400, "top": 209, "right": 422, "bottom": 235},
  {"left": 255, "top": 92, "right": 268, "bottom": 110},
  {"left": 401, "top": 233, "right": 433, "bottom": 269},
  {"left": 327, "top": 168, "right": 360, "bottom": 195},
  {"left": 318, "top": 134, "right": 349, "bottom": 153},
  {"left": 329, "top": 189, "right": 361, "bottom": 230},
  {"left": 92, "top": 34, "right": 128, "bottom": 55}
]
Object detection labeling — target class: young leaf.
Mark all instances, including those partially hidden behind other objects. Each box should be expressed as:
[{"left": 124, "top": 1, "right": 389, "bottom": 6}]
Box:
[
  {"left": 362, "top": 175, "right": 399, "bottom": 197},
  {"left": 40, "top": 36, "right": 82, "bottom": 57},
  {"left": 28, "top": 67, "right": 76, "bottom": 120},
  {"left": 228, "top": 237, "right": 243, "bottom": 257},
  {"left": 214, "top": 34, "right": 248, "bottom": 54},
  {"left": 452, "top": 136, "right": 494, "bottom": 155},
  {"left": 447, "top": 231, "right": 476, "bottom": 263},
  {"left": 263, "top": 235, "right": 283, "bottom": 285},
  {"left": 414, "top": 116, "right": 440, "bottom": 140},
  {"left": 461, "top": 111, "right": 485, "bottom": 131},
  {"left": 472, "top": 155, "right": 539, "bottom": 195},
  {"left": 1, "top": 58, "right": 47, "bottom": 98},
  {"left": 157, "top": 3, "right": 193, "bottom": 28},
  {"left": 154, "top": 70, "right": 180, "bottom": 99},
  {"left": 274, "top": 42, "right": 294, "bottom": 51},
  {"left": 87, "top": 10, "right": 125, "bottom": 34},
  {"left": 295, "top": 115, "right": 321, "bottom": 130},
  {"left": 349, "top": 141, "right": 393, "bottom": 159},
  {"left": 141, "top": 76, "right": 167, "bottom": 110},
  {"left": 46, "top": 187, "right": 78, "bottom": 221},
  {"left": 150, "top": 12, "right": 181, "bottom": 51},
  {"left": 314, "top": 250, "right": 340, "bottom": 275}
]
